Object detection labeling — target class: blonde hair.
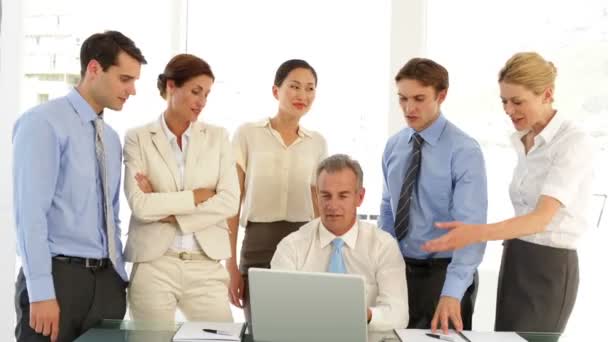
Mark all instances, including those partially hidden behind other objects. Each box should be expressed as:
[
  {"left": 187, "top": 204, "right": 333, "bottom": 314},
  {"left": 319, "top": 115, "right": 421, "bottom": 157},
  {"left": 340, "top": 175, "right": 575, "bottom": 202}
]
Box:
[{"left": 498, "top": 52, "right": 557, "bottom": 95}]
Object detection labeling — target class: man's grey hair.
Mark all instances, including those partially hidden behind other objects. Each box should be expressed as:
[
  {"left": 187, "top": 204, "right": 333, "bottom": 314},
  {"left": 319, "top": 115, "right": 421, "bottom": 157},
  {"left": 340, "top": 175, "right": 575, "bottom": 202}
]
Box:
[{"left": 316, "top": 154, "right": 364, "bottom": 189}]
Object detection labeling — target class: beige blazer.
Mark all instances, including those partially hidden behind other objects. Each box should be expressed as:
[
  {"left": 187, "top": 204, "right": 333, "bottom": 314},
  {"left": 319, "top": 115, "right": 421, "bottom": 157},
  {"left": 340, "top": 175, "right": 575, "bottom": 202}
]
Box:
[{"left": 123, "top": 120, "right": 239, "bottom": 263}]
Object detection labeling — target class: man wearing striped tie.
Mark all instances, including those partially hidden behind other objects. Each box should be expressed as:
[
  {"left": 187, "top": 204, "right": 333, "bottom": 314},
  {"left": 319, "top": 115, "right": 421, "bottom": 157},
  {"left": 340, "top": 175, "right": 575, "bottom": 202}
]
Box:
[
  {"left": 271, "top": 154, "right": 408, "bottom": 331},
  {"left": 379, "top": 58, "right": 488, "bottom": 334},
  {"left": 13, "top": 31, "right": 146, "bottom": 342}
]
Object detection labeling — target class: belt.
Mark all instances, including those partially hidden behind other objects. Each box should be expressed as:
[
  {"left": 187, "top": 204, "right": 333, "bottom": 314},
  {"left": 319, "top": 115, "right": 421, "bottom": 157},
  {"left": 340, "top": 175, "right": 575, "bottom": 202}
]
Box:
[
  {"left": 53, "top": 255, "right": 110, "bottom": 270},
  {"left": 165, "top": 250, "right": 209, "bottom": 261},
  {"left": 405, "top": 257, "right": 452, "bottom": 268}
]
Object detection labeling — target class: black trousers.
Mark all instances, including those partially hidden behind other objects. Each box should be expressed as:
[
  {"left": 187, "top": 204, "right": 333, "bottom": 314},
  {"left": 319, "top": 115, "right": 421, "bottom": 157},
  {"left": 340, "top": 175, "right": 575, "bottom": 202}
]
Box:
[
  {"left": 15, "top": 258, "right": 127, "bottom": 342},
  {"left": 495, "top": 239, "right": 579, "bottom": 333},
  {"left": 405, "top": 257, "right": 478, "bottom": 330}
]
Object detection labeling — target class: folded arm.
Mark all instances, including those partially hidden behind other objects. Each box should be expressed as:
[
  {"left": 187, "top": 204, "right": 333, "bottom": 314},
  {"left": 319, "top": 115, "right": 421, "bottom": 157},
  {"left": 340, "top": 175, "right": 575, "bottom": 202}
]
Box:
[
  {"left": 174, "top": 129, "right": 240, "bottom": 234},
  {"left": 123, "top": 130, "right": 198, "bottom": 222}
]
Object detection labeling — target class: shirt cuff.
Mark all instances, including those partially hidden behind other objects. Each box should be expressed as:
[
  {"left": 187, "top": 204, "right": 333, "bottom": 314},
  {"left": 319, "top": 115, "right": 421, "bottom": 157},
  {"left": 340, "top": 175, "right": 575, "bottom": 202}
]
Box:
[
  {"left": 26, "top": 275, "right": 56, "bottom": 302},
  {"left": 368, "top": 306, "right": 384, "bottom": 331},
  {"left": 440, "top": 273, "right": 468, "bottom": 300}
]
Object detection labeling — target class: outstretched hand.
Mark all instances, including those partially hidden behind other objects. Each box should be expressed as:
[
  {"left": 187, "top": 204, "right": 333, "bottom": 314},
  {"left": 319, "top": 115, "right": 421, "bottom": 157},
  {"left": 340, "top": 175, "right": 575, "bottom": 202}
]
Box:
[{"left": 422, "top": 221, "right": 481, "bottom": 252}]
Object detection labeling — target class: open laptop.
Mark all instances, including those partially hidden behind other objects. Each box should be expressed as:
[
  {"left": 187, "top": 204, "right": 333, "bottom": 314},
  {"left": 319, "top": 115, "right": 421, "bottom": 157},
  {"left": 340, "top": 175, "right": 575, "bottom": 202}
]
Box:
[{"left": 248, "top": 268, "right": 368, "bottom": 342}]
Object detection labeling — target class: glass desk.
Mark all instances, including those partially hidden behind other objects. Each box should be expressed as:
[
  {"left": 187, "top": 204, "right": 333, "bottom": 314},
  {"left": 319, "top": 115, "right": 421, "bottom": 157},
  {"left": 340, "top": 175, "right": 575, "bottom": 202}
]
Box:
[{"left": 75, "top": 320, "right": 565, "bottom": 342}]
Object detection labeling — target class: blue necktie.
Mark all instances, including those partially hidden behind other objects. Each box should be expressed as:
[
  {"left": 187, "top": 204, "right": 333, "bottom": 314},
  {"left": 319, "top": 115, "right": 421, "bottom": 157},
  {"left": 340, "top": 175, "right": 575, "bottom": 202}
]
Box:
[{"left": 328, "top": 238, "right": 347, "bottom": 274}]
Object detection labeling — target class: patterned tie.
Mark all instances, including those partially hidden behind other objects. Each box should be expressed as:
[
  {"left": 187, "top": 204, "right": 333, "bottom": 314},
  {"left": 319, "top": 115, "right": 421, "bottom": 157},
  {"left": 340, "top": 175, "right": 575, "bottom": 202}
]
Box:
[
  {"left": 94, "top": 116, "right": 117, "bottom": 266},
  {"left": 394, "top": 133, "right": 423, "bottom": 241},
  {"left": 328, "top": 238, "right": 347, "bottom": 274}
]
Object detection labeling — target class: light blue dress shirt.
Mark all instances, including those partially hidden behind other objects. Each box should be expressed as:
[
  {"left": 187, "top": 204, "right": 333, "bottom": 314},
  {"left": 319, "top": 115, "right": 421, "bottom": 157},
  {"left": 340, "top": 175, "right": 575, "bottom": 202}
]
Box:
[
  {"left": 379, "top": 114, "right": 488, "bottom": 300},
  {"left": 13, "top": 88, "right": 127, "bottom": 302}
]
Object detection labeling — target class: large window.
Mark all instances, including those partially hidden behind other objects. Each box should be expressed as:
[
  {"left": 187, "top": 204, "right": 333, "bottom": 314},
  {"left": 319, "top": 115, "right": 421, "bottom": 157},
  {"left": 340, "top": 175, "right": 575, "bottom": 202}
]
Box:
[
  {"left": 186, "top": 0, "right": 391, "bottom": 217},
  {"left": 21, "top": 0, "right": 188, "bottom": 246}
]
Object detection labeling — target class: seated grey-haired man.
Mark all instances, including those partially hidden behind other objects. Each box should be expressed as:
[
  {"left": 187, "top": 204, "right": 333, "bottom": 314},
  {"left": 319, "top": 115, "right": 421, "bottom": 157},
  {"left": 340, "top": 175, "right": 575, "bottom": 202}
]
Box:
[{"left": 271, "top": 154, "right": 409, "bottom": 331}]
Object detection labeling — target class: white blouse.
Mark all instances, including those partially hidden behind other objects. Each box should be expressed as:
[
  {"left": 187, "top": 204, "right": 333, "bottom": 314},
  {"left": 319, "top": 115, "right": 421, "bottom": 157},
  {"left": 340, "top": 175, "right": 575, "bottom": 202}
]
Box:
[
  {"left": 509, "top": 111, "right": 594, "bottom": 249},
  {"left": 159, "top": 115, "right": 202, "bottom": 252},
  {"left": 232, "top": 118, "right": 327, "bottom": 224}
]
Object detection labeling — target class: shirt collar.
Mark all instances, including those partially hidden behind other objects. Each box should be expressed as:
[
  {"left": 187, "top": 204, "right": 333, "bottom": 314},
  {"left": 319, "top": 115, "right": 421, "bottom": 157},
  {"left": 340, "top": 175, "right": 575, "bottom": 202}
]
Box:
[
  {"left": 256, "top": 117, "right": 313, "bottom": 138},
  {"left": 536, "top": 110, "right": 564, "bottom": 144},
  {"left": 318, "top": 219, "right": 359, "bottom": 250},
  {"left": 159, "top": 113, "right": 192, "bottom": 143},
  {"left": 66, "top": 87, "right": 98, "bottom": 123},
  {"left": 407, "top": 113, "right": 446, "bottom": 147},
  {"left": 510, "top": 110, "right": 564, "bottom": 146}
]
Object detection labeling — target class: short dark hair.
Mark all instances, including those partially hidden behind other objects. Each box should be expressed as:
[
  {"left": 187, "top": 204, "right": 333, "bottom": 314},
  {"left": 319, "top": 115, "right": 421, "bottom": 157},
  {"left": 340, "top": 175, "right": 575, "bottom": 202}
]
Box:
[
  {"left": 395, "top": 58, "right": 449, "bottom": 94},
  {"left": 157, "top": 54, "right": 214, "bottom": 99},
  {"left": 274, "top": 59, "right": 318, "bottom": 87},
  {"left": 79, "top": 30, "right": 146, "bottom": 77}
]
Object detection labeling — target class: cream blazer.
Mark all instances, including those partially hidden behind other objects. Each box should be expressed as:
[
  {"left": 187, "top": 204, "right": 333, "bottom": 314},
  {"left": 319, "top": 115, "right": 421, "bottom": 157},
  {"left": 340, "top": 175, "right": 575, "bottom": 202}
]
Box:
[{"left": 123, "top": 120, "right": 239, "bottom": 263}]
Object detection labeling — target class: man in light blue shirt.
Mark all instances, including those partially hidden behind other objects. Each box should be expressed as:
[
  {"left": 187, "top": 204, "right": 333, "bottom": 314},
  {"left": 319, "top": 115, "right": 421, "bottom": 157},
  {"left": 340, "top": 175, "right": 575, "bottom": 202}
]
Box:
[
  {"left": 379, "top": 58, "right": 487, "bottom": 333},
  {"left": 13, "top": 31, "right": 146, "bottom": 342}
]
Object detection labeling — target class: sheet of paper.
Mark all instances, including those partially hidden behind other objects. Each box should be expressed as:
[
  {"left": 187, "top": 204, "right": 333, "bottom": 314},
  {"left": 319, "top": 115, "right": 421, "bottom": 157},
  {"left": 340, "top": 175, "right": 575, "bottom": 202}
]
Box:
[
  {"left": 394, "top": 329, "right": 526, "bottom": 342},
  {"left": 173, "top": 321, "right": 245, "bottom": 341}
]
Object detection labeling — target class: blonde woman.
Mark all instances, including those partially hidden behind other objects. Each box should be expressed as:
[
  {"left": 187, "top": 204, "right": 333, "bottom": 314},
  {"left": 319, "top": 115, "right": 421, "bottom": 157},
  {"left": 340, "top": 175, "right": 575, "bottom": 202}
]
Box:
[
  {"left": 227, "top": 59, "right": 327, "bottom": 321},
  {"left": 423, "top": 52, "right": 593, "bottom": 332},
  {"left": 123, "top": 54, "right": 239, "bottom": 322}
]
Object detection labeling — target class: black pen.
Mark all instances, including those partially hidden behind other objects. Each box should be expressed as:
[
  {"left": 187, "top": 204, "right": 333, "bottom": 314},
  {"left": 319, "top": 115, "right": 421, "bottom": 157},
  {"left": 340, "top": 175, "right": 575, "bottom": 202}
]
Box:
[
  {"left": 425, "top": 333, "right": 455, "bottom": 341},
  {"left": 457, "top": 331, "right": 472, "bottom": 342},
  {"left": 202, "top": 328, "right": 235, "bottom": 336}
]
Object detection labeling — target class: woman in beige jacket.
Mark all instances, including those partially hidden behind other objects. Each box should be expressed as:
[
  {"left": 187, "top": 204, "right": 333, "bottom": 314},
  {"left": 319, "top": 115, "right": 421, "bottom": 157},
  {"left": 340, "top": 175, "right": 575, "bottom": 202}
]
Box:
[{"left": 123, "top": 54, "right": 239, "bottom": 322}]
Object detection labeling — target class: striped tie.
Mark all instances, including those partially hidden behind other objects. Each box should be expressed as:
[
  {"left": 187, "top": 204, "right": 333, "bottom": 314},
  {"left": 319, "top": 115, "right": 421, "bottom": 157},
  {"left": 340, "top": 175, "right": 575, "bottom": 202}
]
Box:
[
  {"left": 394, "top": 133, "right": 423, "bottom": 241},
  {"left": 94, "top": 116, "right": 117, "bottom": 266}
]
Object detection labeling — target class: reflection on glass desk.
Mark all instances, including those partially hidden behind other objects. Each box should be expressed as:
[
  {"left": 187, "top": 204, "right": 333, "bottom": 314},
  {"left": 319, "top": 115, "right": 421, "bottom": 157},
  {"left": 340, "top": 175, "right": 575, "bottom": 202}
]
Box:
[{"left": 75, "top": 320, "right": 565, "bottom": 342}]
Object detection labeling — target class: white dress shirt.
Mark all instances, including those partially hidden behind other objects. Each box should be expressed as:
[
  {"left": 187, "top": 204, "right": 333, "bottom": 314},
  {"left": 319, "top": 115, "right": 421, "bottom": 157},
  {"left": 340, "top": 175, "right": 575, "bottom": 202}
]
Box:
[
  {"left": 271, "top": 218, "right": 409, "bottom": 331},
  {"left": 509, "top": 110, "right": 593, "bottom": 249},
  {"left": 232, "top": 119, "right": 327, "bottom": 223},
  {"left": 159, "top": 114, "right": 202, "bottom": 252}
]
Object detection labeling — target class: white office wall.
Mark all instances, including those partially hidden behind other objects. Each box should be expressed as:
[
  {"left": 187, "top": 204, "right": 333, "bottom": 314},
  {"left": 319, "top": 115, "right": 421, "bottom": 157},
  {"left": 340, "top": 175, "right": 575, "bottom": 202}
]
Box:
[
  {"left": 0, "top": 0, "right": 22, "bottom": 340},
  {"left": 388, "top": 0, "right": 427, "bottom": 136}
]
